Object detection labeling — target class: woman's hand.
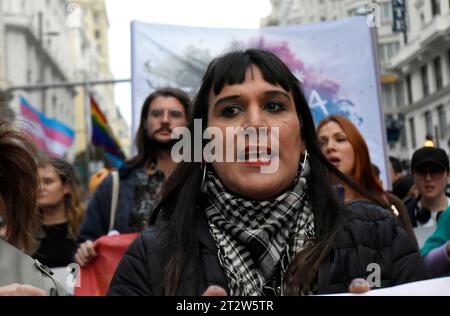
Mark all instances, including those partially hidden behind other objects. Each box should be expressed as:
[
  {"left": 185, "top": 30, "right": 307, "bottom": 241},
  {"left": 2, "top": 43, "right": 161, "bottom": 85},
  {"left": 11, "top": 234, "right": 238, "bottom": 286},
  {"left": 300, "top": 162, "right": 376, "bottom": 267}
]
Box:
[
  {"left": 0, "top": 284, "right": 47, "bottom": 296},
  {"left": 348, "top": 278, "right": 370, "bottom": 294},
  {"left": 202, "top": 286, "right": 228, "bottom": 296},
  {"left": 74, "top": 240, "right": 97, "bottom": 266}
]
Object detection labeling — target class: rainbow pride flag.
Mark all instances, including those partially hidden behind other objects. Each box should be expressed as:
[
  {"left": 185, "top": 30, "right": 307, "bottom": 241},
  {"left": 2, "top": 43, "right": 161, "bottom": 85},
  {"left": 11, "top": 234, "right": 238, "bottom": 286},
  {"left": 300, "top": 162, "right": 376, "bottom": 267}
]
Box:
[
  {"left": 90, "top": 95, "right": 125, "bottom": 166},
  {"left": 20, "top": 96, "right": 74, "bottom": 157}
]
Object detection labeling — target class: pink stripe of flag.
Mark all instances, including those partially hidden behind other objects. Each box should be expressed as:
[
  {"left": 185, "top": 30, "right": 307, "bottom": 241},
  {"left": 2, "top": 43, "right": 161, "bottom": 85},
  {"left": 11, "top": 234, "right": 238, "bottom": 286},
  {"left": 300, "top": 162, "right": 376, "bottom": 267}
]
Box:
[
  {"left": 43, "top": 125, "right": 74, "bottom": 147},
  {"left": 20, "top": 102, "right": 48, "bottom": 150}
]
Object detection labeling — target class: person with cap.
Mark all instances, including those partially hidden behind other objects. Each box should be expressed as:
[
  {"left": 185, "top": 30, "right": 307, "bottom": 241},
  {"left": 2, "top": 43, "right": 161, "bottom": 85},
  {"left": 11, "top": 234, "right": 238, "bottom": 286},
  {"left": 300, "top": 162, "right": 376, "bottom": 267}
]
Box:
[{"left": 405, "top": 147, "right": 450, "bottom": 233}]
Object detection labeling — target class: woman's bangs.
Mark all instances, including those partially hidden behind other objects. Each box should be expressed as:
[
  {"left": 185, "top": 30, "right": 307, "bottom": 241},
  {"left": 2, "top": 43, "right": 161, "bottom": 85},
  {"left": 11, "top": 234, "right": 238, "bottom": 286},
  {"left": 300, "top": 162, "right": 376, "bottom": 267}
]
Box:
[{"left": 212, "top": 53, "right": 250, "bottom": 95}]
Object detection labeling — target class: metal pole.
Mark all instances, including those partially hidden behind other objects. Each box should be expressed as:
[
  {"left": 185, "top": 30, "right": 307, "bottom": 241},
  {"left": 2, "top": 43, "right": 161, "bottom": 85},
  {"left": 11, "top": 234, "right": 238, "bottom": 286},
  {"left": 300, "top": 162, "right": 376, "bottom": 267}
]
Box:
[
  {"left": 371, "top": 20, "right": 392, "bottom": 191},
  {"left": 6, "top": 78, "right": 131, "bottom": 92},
  {"left": 84, "top": 84, "right": 92, "bottom": 186},
  {"left": 38, "top": 11, "right": 46, "bottom": 113}
]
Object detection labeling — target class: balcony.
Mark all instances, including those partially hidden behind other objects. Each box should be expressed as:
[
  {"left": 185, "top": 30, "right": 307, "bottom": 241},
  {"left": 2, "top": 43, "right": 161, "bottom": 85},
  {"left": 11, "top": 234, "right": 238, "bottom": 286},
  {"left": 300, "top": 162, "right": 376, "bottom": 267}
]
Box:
[
  {"left": 3, "top": 13, "right": 70, "bottom": 82},
  {"left": 390, "top": 14, "right": 450, "bottom": 69},
  {"left": 3, "top": 14, "right": 31, "bottom": 30}
]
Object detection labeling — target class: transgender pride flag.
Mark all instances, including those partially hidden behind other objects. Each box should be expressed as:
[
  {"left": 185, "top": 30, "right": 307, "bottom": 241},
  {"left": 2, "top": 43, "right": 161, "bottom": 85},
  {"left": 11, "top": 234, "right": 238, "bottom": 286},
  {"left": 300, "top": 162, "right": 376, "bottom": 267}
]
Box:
[{"left": 19, "top": 96, "right": 75, "bottom": 157}]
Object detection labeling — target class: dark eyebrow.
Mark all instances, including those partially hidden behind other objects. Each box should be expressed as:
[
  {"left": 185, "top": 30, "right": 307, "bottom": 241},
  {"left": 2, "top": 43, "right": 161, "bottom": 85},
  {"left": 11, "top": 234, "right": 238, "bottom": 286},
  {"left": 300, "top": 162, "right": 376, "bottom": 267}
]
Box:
[
  {"left": 214, "top": 94, "right": 240, "bottom": 107},
  {"left": 264, "top": 90, "right": 290, "bottom": 100}
]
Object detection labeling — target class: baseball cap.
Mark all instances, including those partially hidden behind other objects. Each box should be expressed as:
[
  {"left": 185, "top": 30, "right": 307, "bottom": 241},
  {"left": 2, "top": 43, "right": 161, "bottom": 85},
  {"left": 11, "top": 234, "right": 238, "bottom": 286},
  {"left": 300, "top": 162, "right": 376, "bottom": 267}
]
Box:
[{"left": 411, "top": 147, "right": 449, "bottom": 172}]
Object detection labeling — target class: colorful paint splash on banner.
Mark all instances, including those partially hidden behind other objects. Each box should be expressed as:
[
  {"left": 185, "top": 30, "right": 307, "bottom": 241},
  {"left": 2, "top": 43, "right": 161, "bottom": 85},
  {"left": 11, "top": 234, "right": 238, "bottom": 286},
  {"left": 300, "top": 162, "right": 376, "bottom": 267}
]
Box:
[{"left": 244, "top": 37, "right": 363, "bottom": 126}]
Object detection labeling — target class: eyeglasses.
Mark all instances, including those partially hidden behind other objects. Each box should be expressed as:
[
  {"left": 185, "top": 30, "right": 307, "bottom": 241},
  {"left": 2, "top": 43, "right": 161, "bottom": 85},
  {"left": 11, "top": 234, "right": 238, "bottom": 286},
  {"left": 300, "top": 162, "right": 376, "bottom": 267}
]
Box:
[{"left": 414, "top": 169, "right": 447, "bottom": 181}]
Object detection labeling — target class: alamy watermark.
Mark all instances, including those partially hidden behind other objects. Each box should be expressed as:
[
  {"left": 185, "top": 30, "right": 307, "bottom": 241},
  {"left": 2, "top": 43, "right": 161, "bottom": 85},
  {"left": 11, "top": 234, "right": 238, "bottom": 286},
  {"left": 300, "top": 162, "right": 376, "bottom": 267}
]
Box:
[
  {"left": 66, "top": 263, "right": 81, "bottom": 288},
  {"left": 367, "top": 263, "right": 381, "bottom": 288},
  {"left": 170, "top": 119, "right": 280, "bottom": 174},
  {"left": 366, "top": 2, "right": 383, "bottom": 28},
  {"left": 64, "top": 262, "right": 382, "bottom": 291}
]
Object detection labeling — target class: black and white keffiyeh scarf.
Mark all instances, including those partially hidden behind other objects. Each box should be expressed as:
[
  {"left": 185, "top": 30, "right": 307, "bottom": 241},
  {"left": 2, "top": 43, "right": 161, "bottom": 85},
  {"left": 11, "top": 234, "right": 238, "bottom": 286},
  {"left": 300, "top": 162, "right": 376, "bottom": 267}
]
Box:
[{"left": 202, "top": 161, "right": 315, "bottom": 296}]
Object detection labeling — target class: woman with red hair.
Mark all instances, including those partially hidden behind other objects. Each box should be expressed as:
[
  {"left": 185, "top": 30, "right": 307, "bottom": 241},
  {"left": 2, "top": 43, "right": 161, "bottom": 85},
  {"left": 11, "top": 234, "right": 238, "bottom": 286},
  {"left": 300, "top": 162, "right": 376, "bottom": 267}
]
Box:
[{"left": 317, "top": 115, "right": 417, "bottom": 247}]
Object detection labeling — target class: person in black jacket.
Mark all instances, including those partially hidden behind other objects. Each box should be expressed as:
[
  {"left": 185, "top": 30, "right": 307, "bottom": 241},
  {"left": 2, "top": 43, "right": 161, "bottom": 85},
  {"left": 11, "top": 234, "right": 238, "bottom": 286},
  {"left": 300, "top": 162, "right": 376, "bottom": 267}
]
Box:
[{"left": 108, "top": 49, "right": 426, "bottom": 296}]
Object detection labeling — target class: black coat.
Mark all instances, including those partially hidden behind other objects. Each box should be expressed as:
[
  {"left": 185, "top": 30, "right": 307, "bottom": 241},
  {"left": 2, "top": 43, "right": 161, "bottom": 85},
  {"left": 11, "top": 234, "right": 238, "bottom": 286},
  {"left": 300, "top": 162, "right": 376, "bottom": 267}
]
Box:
[
  {"left": 78, "top": 165, "right": 144, "bottom": 243},
  {"left": 107, "top": 200, "right": 427, "bottom": 296}
]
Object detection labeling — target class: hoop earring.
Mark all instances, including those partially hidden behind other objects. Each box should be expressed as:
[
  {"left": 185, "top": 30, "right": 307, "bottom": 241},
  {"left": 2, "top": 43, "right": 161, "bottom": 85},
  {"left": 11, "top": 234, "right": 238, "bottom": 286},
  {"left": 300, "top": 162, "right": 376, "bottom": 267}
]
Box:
[
  {"left": 200, "top": 163, "right": 207, "bottom": 192},
  {"left": 300, "top": 149, "right": 309, "bottom": 176}
]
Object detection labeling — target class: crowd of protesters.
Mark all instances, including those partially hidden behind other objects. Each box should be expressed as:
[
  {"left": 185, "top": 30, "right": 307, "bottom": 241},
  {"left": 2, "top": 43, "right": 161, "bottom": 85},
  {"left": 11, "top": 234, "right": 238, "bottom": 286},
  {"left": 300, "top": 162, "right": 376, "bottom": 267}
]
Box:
[{"left": 0, "top": 48, "right": 449, "bottom": 296}]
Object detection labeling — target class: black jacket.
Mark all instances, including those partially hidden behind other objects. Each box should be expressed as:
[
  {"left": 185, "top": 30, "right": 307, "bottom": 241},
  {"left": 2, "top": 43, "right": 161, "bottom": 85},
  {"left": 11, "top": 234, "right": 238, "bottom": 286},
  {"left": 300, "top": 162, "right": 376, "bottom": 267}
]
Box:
[
  {"left": 107, "top": 200, "right": 427, "bottom": 296},
  {"left": 78, "top": 165, "right": 143, "bottom": 243}
]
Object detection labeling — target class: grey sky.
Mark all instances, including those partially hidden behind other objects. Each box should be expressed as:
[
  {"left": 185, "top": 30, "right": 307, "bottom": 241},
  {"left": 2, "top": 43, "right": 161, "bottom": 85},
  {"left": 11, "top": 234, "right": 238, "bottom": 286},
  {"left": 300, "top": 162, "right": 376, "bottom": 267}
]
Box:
[{"left": 105, "top": 0, "right": 271, "bottom": 127}]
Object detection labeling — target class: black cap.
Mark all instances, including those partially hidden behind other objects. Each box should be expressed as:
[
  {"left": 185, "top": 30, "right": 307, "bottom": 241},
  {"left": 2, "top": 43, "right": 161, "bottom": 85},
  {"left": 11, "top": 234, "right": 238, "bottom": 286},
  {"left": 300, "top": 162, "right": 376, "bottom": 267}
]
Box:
[{"left": 411, "top": 147, "right": 449, "bottom": 171}]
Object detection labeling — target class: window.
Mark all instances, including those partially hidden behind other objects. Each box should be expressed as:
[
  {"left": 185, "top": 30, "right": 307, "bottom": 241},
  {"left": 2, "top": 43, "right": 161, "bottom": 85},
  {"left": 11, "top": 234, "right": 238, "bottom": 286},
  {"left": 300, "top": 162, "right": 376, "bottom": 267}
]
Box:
[
  {"left": 409, "top": 117, "right": 417, "bottom": 148},
  {"left": 448, "top": 49, "right": 450, "bottom": 83},
  {"left": 382, "top": 82, "right": 404, "bottom": 108},
  {"left": 95, "top": 30, "right": 101, "bottom": 39},
  {"left": 438, "top": 105, "right": 447, "bottom": 138},
  {"left": 420, "top": 13, "right": 425, "bottom": 26},
  {"left": 399, "top": 114, "right": 407, "bottom": 147},
  {"left": 52, "top": 95, "right": 58, "bottom": 116},
  {"left": 424, "top": 111, "right": 433, "bottom": 136},
  {"left": 378, "top": 42, "right": 400, "bottom": 62},
  {"left": 434, "top": 57, "right": 443, "bottom": 90},
  {"left": 381, "top": 2, "right": 393, "bottom": 23},
  {"left": 395, "top": 82, "right": 404, "bottom": 107},
  {"left": 431, "top": 0, "right": 441, "bottom": 16},
  {"left": 387, "top": 42, "right": 400, "bottom": 59},
  {"left": 26, "top": 69, "right": 32, "bottom": 84},
  {"left": 406, "top": 75, "right": 413, "bottom": 104},
  {"left": 421, "top": 65, "right": 430, "bottom": 97},
  {"left": 348, "top": 8, "right": 356, "bottom": 16},
  {"left": 382, "top": 83, "right": 395, "bottom": 108}
]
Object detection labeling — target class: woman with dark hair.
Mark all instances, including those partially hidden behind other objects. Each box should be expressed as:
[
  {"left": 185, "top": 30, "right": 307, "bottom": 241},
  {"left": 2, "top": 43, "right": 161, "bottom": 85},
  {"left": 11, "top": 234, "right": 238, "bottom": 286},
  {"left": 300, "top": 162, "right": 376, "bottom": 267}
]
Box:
[
  {"left": 317, "top": 115, "right": 418, "bottom": 249},
  {"left": 0, "top": 120, "right": 67, "bottom": 295},
  {"left": 108, "top": 49, "right": 425, "bottom": 296},
  {"left": 33, "top": 158, "right": 85, "bottom": 268}
]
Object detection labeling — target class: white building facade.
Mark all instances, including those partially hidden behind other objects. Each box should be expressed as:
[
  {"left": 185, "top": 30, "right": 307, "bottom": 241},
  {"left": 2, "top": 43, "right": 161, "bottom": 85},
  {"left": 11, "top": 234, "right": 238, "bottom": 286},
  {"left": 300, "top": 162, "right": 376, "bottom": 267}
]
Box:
[
  {"left": 70, "top": 0, "right": 131, "bottom": 159},
  {"left": 0, "top": 0, "right": 76, "bottom": 160},
  {"left": 391, "top": 0, "right": 450, "bottom": 159}
]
